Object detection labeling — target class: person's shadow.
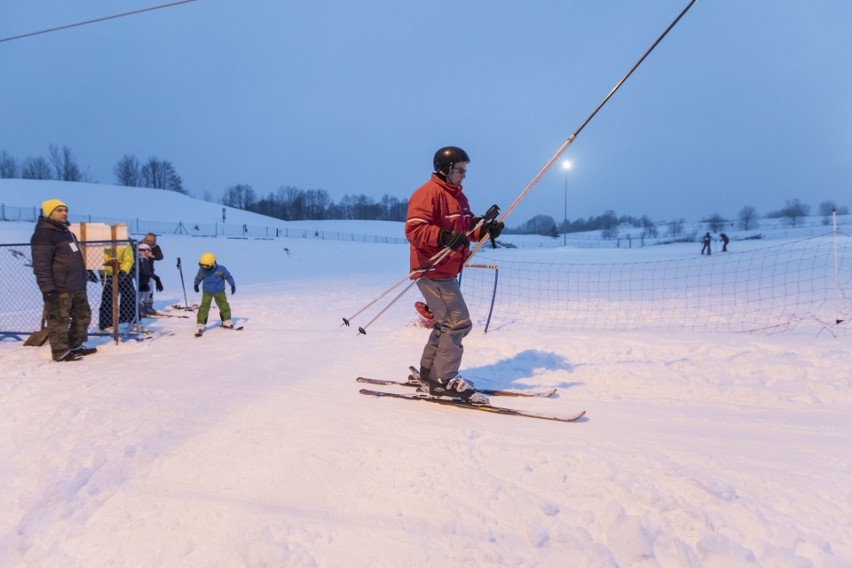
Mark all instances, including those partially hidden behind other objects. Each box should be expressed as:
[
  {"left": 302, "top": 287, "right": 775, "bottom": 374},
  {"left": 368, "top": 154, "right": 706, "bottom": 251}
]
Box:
[{"left": 465, "top": 349, "right": 581, "bottom": 395}]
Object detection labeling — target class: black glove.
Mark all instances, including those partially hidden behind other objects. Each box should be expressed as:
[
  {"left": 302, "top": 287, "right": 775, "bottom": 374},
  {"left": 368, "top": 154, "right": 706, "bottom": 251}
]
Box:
[
  {"left": 439, "top": 229, "right": 470, "bottom": 251},
  {"left": 230, "top": 285, "right": 236, "bottom": 295},
  {"left": 43, "top": 291, "right": 58, "bottom": 307},
  {"left": 154, "top": 277, "right": 164, "bottom": 292},
  {"left": 485, "top": 220, "right": 505, "bottom": 239},
  {"left": 472, "top": 204, "right": 501, "bottom": 233},
  {"left": 87, "top": 270, "right": 99, "bottom": 283},
  {"left": 194, "top": 283, "right": 200, "bottom": 293}
]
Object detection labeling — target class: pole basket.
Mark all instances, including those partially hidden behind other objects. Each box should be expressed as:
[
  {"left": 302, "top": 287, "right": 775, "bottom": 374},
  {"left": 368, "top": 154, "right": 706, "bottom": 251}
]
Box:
[{"left": 414, "top": 301, "right": 436, "bottom": 329}]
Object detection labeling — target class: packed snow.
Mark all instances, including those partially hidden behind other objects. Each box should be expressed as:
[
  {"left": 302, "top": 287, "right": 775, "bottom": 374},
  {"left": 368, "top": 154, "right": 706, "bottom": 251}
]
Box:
[{"left": 0, "top": 181, "right": 850, "bottom": 567}]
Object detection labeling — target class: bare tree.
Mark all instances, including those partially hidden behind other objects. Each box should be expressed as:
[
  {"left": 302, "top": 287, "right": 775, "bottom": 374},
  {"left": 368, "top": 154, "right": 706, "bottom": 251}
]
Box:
[
  {"left": 599, "top": 210, "right": 620, "bottom": 240},
  {"left": 818, "top": 200, "right": 836, "bottom": 225},
  {"left": 221, "top": 184, "right": 256, "bottom": 210},
  {"left": 304, "top": 188, "right": 331, "bottom": 220},
  {"left": 48, "top": 144, "right": 83, "bottom": 181},
  {"left": 282, "top": 186, "right": 305, "bottom": 220},
  {"left": 640, "top": 216, "right": 658, "bottom": 238},
  {"left": 141, "top": 157, "right": 185, "bottom": 193},
  {"left": 667, "top": 218, "right": 685, "bottom": 238},
  {"left": 0, "top": 150, "right": 17, "bottom": 178},
  {"left": 737, "top": 206, "right": 759, "bottom": 231},
  {"left": 114, "top": 155, "right": 142, "bottom": 186},
  {"left": 705, "top": 213, "right": 726, "bottom": 232},
  {"left": 21, "top": 156, "right": 53, "bottom": 179},
  {"left": 381, "top": 193, "right": 407, "bottom": 221},
  {"left": 818, "top": 200, "right": 836, "bottom": 217},
  {"left": 768, "top": 199, "right": 810, "bottom": 227},
  {"left": 511, "top": 214, "right": 559, "bottom": 236}
]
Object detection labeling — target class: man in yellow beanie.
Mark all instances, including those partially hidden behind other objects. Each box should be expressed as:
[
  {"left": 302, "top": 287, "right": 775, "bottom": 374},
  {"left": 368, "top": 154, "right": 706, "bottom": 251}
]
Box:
[
  {"left": 30, "top": 199, "right": 96, "bottom": 361},
  {"left": 41, "top": 199, "right": 66, "bottom": 218}
]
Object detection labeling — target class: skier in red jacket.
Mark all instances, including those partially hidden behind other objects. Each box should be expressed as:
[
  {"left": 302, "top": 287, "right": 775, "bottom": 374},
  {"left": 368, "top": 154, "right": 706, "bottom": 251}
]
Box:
[{"left": 405, "top": 146, "right": 503, "bottom": 405}]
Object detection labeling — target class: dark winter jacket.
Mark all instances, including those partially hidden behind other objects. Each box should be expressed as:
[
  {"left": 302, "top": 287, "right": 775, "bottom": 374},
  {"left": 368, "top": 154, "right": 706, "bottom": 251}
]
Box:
[
  {"left": 147, "top": 243, "right": 164, "bottom": 270},
  {"left": 31, "top": 216, "right": 88, "bottom": 294},
  {"left": 138, "top": 256, "right": 157, "bottom": 292},
  {"left": 405, "top": 173, "right": 484, "bottom": 280},
  {"left": 194, "top": 263, "right": 235, "bottom": 294}
]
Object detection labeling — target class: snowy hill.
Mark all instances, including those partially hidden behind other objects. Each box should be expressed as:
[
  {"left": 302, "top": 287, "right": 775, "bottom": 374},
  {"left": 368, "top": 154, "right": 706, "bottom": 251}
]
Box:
[{"left": 0, "top": 180, "right": 850, "bottom": 567}]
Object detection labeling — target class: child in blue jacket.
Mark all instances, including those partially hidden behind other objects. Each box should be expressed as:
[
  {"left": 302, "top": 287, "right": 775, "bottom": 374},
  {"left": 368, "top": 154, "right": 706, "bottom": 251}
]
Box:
[{"left": 193, "top": 252, "right": 236, "bottom": 334}]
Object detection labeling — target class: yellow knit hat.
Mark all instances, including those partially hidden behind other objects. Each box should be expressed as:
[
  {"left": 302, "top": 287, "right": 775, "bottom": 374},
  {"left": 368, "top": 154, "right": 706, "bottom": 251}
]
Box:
[{"left": 42, "top": 199, "right": 67, "bottom": 217}]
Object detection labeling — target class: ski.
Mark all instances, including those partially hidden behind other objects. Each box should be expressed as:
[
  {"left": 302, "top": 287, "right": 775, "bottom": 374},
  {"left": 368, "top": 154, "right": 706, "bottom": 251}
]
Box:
[
  {"left": 195, "top": 325, "right": 241, "bottom": 336},
  {"left": 147, "top": 311, "right": 190, "bottom": 319},
  {"left": 132, "top": 330, "right": 175, "bottom": 342},
  {"left": 359, "top": 388, "right": 585, "bottom": 423},
  {"left": 356, "top": 377, "right": 557, "bottom": 398}
]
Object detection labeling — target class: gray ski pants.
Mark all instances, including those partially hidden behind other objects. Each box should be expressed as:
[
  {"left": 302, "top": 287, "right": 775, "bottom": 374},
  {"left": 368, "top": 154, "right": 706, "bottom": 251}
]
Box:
[{"left": 416, "top": 277, "right": 472, "bottom": 382}]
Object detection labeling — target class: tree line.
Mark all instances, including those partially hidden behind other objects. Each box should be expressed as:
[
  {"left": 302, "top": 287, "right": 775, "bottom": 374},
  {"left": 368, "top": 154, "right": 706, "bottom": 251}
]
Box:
[
  {"left": 507, "top": 199, "right": 849, "bottom": 239},
  {"left": 0, "top": 146, "right": 185, "bottom": 194},
  {"left": 2, "top": 146, "right": 847, "bottom": 228},
  {"left": 1, "top": 145, "right": 89, "bottom": 183},
  {"left": 1, "top": 145, "right": 404, "bottom": 221},
  {"left": 220, "top": 184, "right": 408, "bottom": 221}
]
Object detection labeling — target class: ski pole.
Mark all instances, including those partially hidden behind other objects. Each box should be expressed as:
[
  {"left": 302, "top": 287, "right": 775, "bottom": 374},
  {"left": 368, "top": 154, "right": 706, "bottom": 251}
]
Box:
[
  {"left": 467, "top": 0, "right": 697, "bottom": 264},
  {"left": 354, "top": 242, "right": 471, "bottom": 335},
  {"left": 343, "top": 205, "right": 499, "bottom": 330},
  {"left": 354, "top": 279, "right": 420, "bottom": 336},
  {"left": 832, "top": 209, "right": 843, "bottom": 325},
  {"left": 354, "top": 208, "right": 499, "bottom": 334},
  {"left": 340, "top": 252, "right": 451, "bottom": 328},
  {"left": 342, "top": 227, "right": 474, "bottom": 329},
  {"left": 176, "top": 257, "right": 189, "bottom": 309}
]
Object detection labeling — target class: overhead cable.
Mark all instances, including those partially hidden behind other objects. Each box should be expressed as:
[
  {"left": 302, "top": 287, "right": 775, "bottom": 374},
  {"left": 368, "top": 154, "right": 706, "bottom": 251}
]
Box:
[{"left": 0, "top": 0, "right": 197, "bottom": 44}]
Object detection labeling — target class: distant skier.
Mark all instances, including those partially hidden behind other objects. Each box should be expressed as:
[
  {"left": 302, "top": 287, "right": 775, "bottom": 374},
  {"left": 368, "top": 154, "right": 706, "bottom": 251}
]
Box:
[
  {"left": 193, "top": 252, "right": 236, "bottom": 334},
  {"left": 720, "top": 232, "right": 730, "bottom": 252},
  {"left": 701, "top": 232, "right": 712, "bottom": 255}
]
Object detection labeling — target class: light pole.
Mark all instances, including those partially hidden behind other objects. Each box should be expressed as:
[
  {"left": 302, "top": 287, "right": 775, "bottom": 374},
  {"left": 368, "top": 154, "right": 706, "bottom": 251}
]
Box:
[{"left": 561, "top": 160, "right": 572, "bottom": 246}]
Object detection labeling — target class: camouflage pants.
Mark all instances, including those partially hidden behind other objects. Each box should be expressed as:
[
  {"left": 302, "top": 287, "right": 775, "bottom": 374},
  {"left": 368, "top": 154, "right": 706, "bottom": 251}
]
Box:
[
  {"left": 197, "top": 291, "right": 231, "bottom": 324},
  {"left": 47, "top": 290, "right": 92, "bottom": 359}
]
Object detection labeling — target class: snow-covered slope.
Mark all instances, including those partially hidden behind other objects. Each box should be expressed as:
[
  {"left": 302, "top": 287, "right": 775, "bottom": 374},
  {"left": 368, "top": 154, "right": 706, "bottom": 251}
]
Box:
[{"left": 0, "top": 181, "right": 849, "bottom": 567}]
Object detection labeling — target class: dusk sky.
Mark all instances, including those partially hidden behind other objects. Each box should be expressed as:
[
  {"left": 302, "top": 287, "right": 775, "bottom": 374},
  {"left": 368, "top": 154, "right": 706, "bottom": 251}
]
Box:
[{"left": 2, "top": 1, "right": 850, "bottom": 226}]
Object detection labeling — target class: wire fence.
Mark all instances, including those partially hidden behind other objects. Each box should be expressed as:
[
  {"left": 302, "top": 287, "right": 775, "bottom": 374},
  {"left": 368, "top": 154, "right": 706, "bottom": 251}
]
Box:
[
  {"left": 5, "top": 203, "right": 848, "bottom": 250},
  {"left": 0, "top": 204, "right": 407, "bottom": 244},
  {"left": 0, "top": 239, "right": 148, "bottom": 341},
  {"left": 461, "top": 232, "right": 852, "bottom": 336},
  {"left": 5, "top": 223, "right": 850, "bottom": 340}
]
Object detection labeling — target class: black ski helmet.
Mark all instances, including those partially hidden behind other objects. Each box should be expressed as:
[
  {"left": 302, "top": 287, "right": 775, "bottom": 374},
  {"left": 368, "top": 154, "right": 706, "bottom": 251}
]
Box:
[{"left": 433, "top": 146, "right": 470, "bottom": 174}]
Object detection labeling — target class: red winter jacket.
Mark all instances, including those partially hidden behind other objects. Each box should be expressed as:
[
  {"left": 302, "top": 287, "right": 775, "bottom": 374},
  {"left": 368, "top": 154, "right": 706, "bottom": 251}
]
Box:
[{"left": 405, "top": 173, "right": 484, "bottom": 279}]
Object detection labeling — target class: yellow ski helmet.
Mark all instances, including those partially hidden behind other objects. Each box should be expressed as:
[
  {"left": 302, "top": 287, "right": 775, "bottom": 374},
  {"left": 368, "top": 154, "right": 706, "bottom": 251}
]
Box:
[{"left": 199, "top": 252, "right": 216, "bottom": 268}]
